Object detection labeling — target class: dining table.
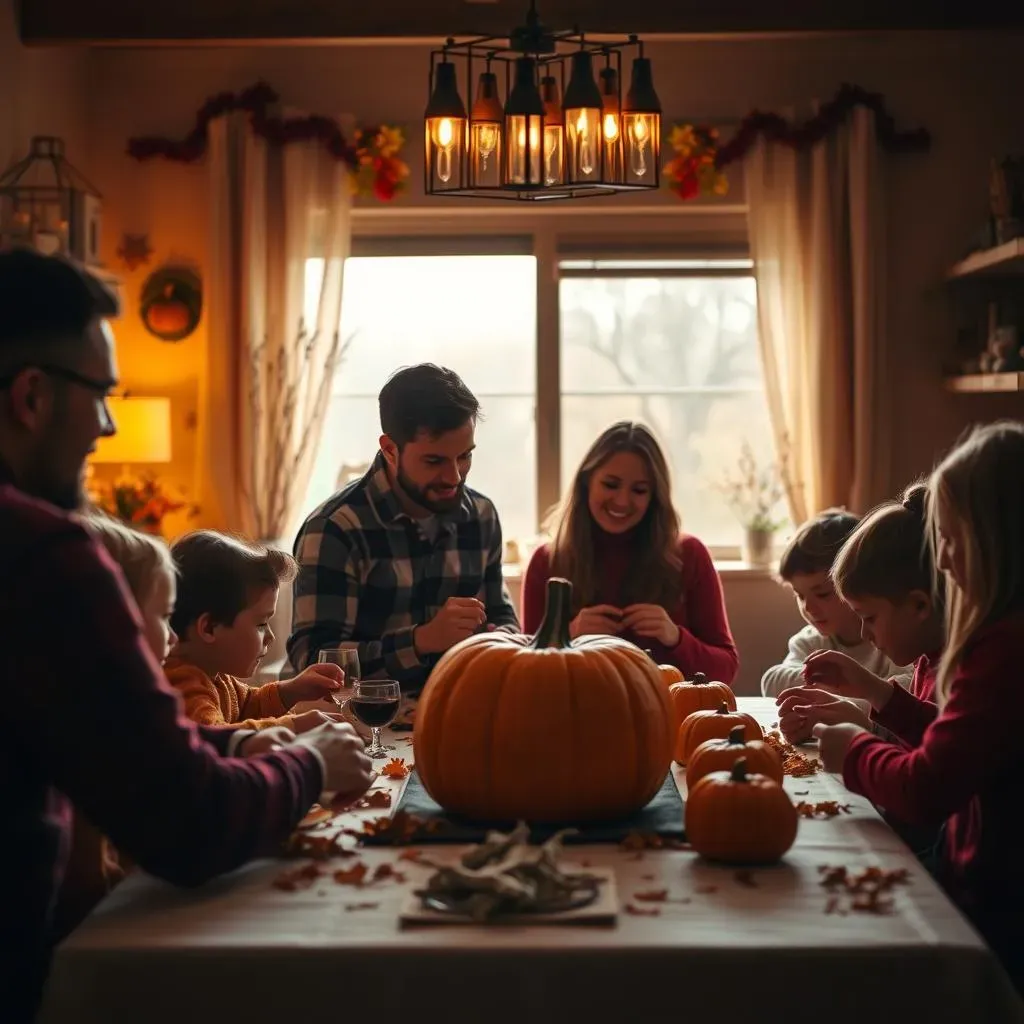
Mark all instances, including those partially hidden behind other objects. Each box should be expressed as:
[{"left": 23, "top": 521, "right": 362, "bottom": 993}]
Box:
[{"left": 38, "top": 698, "right": 1024, "bottom": 1024}]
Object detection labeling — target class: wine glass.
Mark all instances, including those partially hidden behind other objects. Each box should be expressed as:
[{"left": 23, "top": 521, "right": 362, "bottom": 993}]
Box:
[
  {"left": 317, "top": 648, "right": 360, "bottom": 707},
  {"left": 349, "top": 680, "right": 401, "bottom": 759}
]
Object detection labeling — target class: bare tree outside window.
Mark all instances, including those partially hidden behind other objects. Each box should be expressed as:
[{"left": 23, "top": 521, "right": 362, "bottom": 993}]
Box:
[{"left": 559, "top": 263, "right": 779, "bottom": 550}]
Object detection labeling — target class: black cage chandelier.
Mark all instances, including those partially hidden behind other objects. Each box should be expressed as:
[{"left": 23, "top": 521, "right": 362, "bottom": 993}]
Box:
[{"left": 424, "top": 0, "right": 662, "bottom": 201}]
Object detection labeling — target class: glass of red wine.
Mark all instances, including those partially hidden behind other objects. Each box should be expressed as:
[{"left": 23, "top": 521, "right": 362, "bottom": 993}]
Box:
[{"left": 349, "top": 680, "right": 401, "bottom": 758}]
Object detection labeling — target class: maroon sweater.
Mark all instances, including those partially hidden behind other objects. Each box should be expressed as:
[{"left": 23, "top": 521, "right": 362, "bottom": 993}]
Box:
[
  {"left": 843, "top": 612, "right": 1024, "bottom": 981},
  {"left": 522, "top": 532, "right": 738, "bottom": 683},
  {"left": 0, "top": 468, "right": 323, "bottom": 1023}
]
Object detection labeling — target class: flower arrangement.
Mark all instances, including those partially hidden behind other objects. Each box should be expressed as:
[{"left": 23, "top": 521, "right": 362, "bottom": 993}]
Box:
[
  {"left": 663, "top": 124, "right": 729, "bottom": 201},
  {"left": 713, "top": 441, "right": 790, "bottom": 534},
  {"left": 350, "top": 125, "right": 410, "bottom": 202},
  {"left": 90, "top": 473, "right": 196, "bottom": 535}
]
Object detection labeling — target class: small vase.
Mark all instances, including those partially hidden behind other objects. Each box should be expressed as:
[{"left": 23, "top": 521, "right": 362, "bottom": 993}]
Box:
[{"left": 743, "top": 527, "right": 775, "bottom": 569}]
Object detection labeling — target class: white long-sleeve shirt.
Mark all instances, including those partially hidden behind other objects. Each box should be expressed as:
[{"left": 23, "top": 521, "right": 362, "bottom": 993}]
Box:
[{"left": 760, "top": 624, "right": 914, "bottom": 701}]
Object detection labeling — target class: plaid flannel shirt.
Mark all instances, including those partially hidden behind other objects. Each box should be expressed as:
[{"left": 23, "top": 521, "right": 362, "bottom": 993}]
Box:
[{"left": 288, "top": 453, "right": 520, "bottom": 691}]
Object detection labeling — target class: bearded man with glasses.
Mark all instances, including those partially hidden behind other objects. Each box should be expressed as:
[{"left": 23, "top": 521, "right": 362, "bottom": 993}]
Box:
[{"left": 0, "top": 248, "right": 374, "bottom": 1023}]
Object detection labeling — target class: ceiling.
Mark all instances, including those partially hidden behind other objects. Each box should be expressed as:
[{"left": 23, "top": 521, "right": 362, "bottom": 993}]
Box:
[{"left": 18, "top": 0, "right": 1024, "bottom": 45}]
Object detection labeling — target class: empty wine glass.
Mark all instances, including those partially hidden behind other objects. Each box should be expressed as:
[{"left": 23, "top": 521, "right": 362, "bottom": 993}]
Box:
[
  {"left": 317, "top": 648, "right": 360, "bottom": 707},
  {"left": 348, "top": 680, "right": 401, "bottom": 758}
]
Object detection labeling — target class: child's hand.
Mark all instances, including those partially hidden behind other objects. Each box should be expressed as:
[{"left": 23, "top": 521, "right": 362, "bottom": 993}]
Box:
[
  {"left": 802, "top": 651, "right": 892, "bottom": 709},
  {"left": 291, "top": 708, "right": 347, "bottom": 734},
  {"left": 776, "top": 686, "right": 872, "bottom": 743},
  {"left": 813, "top": 722, "right": 866, "bottom": 773},
  {"left": 280, "top": 664, "right": 345, "bottom": 707}
]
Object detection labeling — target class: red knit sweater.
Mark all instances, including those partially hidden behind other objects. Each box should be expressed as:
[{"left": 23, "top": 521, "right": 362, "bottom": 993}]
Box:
[
  {"left": 522, "top": 532, "right": 738, "bottom": 683},
  {"left": 843, "top": 611, "right": 1024, "bottom": 978}
]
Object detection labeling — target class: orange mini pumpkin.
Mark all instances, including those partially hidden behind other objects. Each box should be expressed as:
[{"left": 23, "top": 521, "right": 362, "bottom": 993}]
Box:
[
  {"left": 685, "top": 725, "right": 783, "bottom": 788},
  {"left": 653, "top": 662, "right": 685, "bottom": 689},
  {"left": 674, "top": 702, "right": 762, "bottom": 765},
  {"left": 685, "top": 757, "right": 798, "bottom": 864},
  {"left": 413, "top": 577, "right": 674, "bottom": 823},
  {"left": 667, "top": 671, "right": 737, "bottom": 729}
]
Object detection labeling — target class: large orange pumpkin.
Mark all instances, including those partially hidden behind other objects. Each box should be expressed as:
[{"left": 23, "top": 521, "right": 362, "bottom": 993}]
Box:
[
  {"left": 413, "top": 577, "right": 675, "bottom": 823},
  {"left": 685, "top": 758, "right": 798, "bottom": 864},
  {"left": 674, "top": 702, "right": 762, "bottom": 765},
  {"left": 685, "top": 725, "right": 783, "bottom": 788},
  {"left": 667, "top": 671, "right": 737, "bottom": 729}
]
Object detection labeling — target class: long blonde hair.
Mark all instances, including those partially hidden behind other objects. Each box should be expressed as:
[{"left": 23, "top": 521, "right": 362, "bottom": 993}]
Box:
[
  {"left": 547, "top": 421, "right": 682, "bottom": 613},
  {"left": 927, "top": 420, "right": 1024, "bottom": 705},
  {"left": 81, "top": 511, "right": 175, "bottom": 606}
]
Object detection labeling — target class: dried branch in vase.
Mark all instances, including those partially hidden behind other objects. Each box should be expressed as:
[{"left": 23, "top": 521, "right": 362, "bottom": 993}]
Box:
[{"left": 711, "top": 437, "right": 795, "bottom": 533}]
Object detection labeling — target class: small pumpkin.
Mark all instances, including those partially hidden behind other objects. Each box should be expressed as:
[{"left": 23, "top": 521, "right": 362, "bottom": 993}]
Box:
[
  {"left": 685, "top": 725, "right": 783, "bottom": 788},
  {"left": 413, "top": 577, "right": 675, "bottom": 823},
  {"left": 667, "top": 670, "right": 737, "bottom": 729},
  {"left": 685, "top": 757, "right": 798, "bottom": 864},
  {"left": 140, "top": 266, "right": 203, "bottom": 342},
  {"left": 674, "top": 702, "right": 762, "bottom": 765},
  {"left": 654, "top": 662, "right": 685, "bottom": 690}
]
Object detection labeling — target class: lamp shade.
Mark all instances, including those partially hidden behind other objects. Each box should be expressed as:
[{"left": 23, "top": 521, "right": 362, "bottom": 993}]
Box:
[{"left": 92, "top": 397, "right": 172, "bottom": 464}]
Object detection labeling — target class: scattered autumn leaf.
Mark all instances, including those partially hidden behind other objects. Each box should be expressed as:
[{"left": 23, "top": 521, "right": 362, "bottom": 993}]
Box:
[
  {"left": 334, "top": 862, "right": 369, "bottom": 886},
  {"left": 380, "top": 758, "right": 411, "bottom": 780},
  {"left": 335, "top": 789, "right": 393, "bottom": 811},
  {"left": 763, "top": 730, "right": 820, "bottom": 777},
  {"left": 818, "top": 864, "right": 911, "bottom": 915},
  {"left": 795, "top": 800, "right": 852, "bottom": 819},
  {"left": 361, "top": 811, "right": 443, "bottom": 844},
  {"left": 297, "top": 803, "right": 334, "bottom": 829},
  {"left": 273, "top": 862, "right": 323, "bottom": 891},
  {"left": 625, "top": 903, "right": 661, "bottom": 916},
  {"left": 283, "top": 831, "right": 356, "bottom": 860},
  {"left": 734, "top": 870, "right": 758, "bottom": 888},
  {"left": 633, "top": 889, "right": 668, "bottom": 902}
]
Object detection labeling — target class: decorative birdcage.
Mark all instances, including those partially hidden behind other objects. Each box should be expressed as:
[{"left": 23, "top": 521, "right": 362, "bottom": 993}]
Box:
[{"left": 0, "top": 136, "right": 102, "bottom": 264}]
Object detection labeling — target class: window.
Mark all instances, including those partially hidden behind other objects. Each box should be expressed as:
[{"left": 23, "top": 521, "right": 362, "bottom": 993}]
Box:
[
  {"left": 559, "top": 259, "right": 774, "bottom": 551},
  {"left": 301, "top": 242, "right": 777, "bottom": 558},
  {"left": 301, "top": 254, "right": 537, "bottom": 544}
]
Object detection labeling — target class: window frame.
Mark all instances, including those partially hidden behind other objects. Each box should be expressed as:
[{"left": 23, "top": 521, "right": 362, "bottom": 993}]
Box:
[{"left": 344, "top": 205, "right": 758, "bottom": 561}]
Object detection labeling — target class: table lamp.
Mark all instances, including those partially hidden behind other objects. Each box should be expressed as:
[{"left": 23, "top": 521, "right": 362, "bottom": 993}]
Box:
[{"left": 91, "top": 396, "right": 172, "bottom": 467}]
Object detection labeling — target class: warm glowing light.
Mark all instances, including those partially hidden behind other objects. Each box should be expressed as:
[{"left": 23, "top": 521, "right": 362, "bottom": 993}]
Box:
[
  {"left": 437, "top": 118, "right": 454, "bottom": 147},
  {"left": 603, "top": 113, "right": 619, "bottom": 141}
]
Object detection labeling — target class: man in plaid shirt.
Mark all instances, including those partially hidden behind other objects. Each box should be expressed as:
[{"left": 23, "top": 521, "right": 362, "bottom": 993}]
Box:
[{"left": 289, "top": 363, "right": 520, "bottom": 692}]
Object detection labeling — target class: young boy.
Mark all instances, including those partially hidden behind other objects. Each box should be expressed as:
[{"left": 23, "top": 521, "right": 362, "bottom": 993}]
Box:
[
  {"left": 167, "top": 531, "right": 347, "bottom": 731},
  {"left": 761, "top": 509, "right": 912, "bottom": 698}
]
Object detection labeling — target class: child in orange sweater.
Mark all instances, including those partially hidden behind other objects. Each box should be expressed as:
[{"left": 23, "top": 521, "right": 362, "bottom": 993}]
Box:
[{"left": 167, "top": 530, "right": 345, "bottom": 731}]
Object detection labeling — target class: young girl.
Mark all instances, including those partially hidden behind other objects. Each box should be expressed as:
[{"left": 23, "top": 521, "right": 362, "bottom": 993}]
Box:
[
  {"left": 521, "top": 421, "right": 738, "bottom": 682},
  {"left": 812, "top": 422, "right": 1024, "bottom": 992},
  {"left": 52, "top": 514, "right": 180, "bottom": 939},
  {"left": 775, "top": 483, "right": 944, "bottom": 742}
]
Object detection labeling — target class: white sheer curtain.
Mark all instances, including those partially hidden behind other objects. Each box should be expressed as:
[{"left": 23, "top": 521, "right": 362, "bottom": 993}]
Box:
[
  {"left": 198, "top": 110, "right": 351, "bottom": 539},
  {"left": 746, "top": 107, "right": 887, "bottom": 522}
]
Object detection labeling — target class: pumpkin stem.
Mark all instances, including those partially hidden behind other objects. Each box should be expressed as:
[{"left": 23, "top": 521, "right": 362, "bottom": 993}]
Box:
[
  {"left": 729, "top": 757, "right": 749, "bottom": 783},
  {"left": 728, "top": 725, "right": 746, "bottom": 745},
  {"left": 716, "top": 702, "right": 729, "bottom": 714},
  {"left": 693, "top": 671, "right": 707, "bottom": 685},
  {"left": 531, "top": 577, "right": 574, "bottom": 649}
]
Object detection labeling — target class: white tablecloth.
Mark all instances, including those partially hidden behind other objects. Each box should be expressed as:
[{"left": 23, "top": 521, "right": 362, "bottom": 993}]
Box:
[{"left": 39, "top": 699, "right": 1024, "bottom": 1024}]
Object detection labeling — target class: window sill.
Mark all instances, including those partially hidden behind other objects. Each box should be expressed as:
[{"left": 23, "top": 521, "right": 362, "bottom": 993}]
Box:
[{"left": 502, "top": 560, "right": 775, "bottom": 581}]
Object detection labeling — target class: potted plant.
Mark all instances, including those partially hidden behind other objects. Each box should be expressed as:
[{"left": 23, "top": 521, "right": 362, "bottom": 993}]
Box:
[{"left": 713, "top": 441, "right": 789, "bottom": 568}]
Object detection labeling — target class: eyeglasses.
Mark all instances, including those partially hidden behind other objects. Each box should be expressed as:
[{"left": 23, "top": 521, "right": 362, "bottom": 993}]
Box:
[{"left": 0, "top": 363, "right": 118, "bottom": 396}]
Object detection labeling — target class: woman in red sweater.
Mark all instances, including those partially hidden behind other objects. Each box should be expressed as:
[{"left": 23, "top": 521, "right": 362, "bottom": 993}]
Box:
[
  {"left": 521, "top": 421, "right": 738, "bottom": 683},
  {"left": 812, "top": 420, "right": 1024, "bottom": 993}
]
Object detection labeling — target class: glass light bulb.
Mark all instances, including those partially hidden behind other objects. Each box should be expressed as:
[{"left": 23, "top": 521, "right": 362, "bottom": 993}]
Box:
[
  {"left": 474, "top": 123, "right": 499, "bottom": 171},
  {"left": 603, "top": 113, "right": 619, "bottom": 142},
  {"left": 628, "top": 115, "right": 650, "bottom": 177},
  {"left": 574, "top": 110, "right": 595, "bottom": 176}
]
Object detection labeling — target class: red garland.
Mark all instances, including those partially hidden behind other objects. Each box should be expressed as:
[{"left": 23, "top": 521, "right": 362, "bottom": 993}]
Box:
[
  {"left": 715, "top": 82, "right": 929, "bottom": 170},
  {"left": 127, "top": 81, "right": 361, "bottom": 166}
]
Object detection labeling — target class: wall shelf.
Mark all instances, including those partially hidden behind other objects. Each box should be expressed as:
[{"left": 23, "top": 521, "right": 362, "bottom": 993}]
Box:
[
  {"left": 947, "top": 238, "right": 1024, "bottom": 280},
  {"left": 945, "top": 372, "right": 1024, "bottom": 393}
]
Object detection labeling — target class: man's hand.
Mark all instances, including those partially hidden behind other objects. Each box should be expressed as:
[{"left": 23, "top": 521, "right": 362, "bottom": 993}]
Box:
[
  {"left": 414, "top": 597, "right": 487, "bottom": 654},
  {"left": 238, "top": 726, "right": 296, "bottom": 757},
  {"left": 292, "top": 721, "right": 375, "bottom": 797}
]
